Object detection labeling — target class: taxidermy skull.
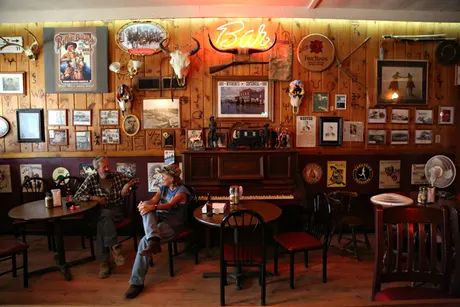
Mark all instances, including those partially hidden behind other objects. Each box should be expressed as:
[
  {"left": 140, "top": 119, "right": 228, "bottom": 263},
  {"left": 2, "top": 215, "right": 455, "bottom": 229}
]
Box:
[
  {"left": 159, "top": 38, "right": 200, "bottom": 87},
  {"left": 289, "top": 96, "right": 303, "bottom": 114},
  {"left": 0, "top": 29, "right": 40, "bottom": 61},
  {"left": 116, "top": 84, "right": 134, "bottom": 115}
]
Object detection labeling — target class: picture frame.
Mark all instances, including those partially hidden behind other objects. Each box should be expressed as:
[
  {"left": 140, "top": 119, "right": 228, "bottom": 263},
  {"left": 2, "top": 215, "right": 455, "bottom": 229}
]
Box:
[
  {"left": 75, "top": 131, "right": 91, "bottom": 151},
  {"left": 319, "top": 117, "right": 343, "bottom": 146},
  {"left": 343, "top": 121, "right": 364, "bottom": 142},
  {"left": 411, "top": 164, "right": 428, "bottom": 185},
  {"left": 327, "top": 161, "right": 346, "bottom": 187},
  {"left": 455, "top": 64, "right": 460, "bottom": 86},
  {"left": 0, "top": 116, "right": 10, "bottom": 138},
  {"left": 312, "top": 92, "right": 329, "bottom": 112},
  {"left": 379, "top": 160, "right": 401, "bottom": 189},
  {"left": 116, "top": 21, "right": 168, "bottom": 56},
  {"left": 391, "top": 108, "right": 410, "bottom": 124},
  {"left": 43, "top": 26, "right": 108, "bottom": 93},
  {"left": 377, "top": 59, "right": 428, "bottom": 105},
  {"left": 415, "top": 130, "right": 433, "bottom": 144},
  {"left": 390, "top": 130, "right": 409, "bottom": 145},
  {"left": 73, "top": 110, "right": 92, "bottom": 126},
  {"left": 143, "top": 98, "right": 180, "bottom": 129},
  {"left": 439, "top": 106, "right": 454, "bottom": 124},
  {"left": 368, "top": 130, "right": 386, "bottom": 145},
  {"left": 161, "top": 129, "right": 175, "bottom": 148},
  {"left": 121, "top": 114, "right": 140, "bottom": 136},
  {"left": 48, "top": 109, "right": 67, "bottom": 126},
  {"left": 216, "top": 129, "right": 229, "bottom": 149},
  {"left": 48, "top": 129, "right": 68, "bottom": 146},
  {"left": 16, "top": 109, "right": 45, "bottom": 143},
  {"left": 0, "top": 72, "right": 26, "bottom": 95},
  {"left": 415, "top": 109, "right": 433, "bottom": 124},
  {"left": 212, "top": 76, "right": 274, "bottom": 122},
  {"left": 187, "top": 129, "right": 205, "bottom": 150},
  {"left": 368, "top": 108, "right": 386, "bottom": 123},
  {"left": 99, "top": 110, "right": 119, "bottom": 126},
  {"left": 101, "top": 128, "right": 120, "bottom": 145},
  {"left": 335, "top": 94, "right": 347, "bottom": 110}
]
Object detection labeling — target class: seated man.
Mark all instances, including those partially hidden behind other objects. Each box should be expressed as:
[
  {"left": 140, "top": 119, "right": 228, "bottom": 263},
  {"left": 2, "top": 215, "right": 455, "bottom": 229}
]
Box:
[
  {"left": 125, "top": 164, "right": 190, "bottom": 299},
  {"left": 74, "top": 156, "right": 138, "bottom": 279}
]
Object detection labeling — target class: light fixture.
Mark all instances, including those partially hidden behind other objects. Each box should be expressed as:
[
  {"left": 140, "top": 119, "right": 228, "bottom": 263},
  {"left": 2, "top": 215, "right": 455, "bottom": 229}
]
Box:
[
  {"left": 109, "top": 59, "right": 142, "bottom": 79},
  {"left": 391, "top": 91, "right": 399, "bottom": 101}
]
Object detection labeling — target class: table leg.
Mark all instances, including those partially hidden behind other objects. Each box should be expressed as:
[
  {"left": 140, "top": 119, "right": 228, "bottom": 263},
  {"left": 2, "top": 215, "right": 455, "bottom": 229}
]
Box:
[{"left": 53, "top": 219, "right": 72, "bottom": 281}]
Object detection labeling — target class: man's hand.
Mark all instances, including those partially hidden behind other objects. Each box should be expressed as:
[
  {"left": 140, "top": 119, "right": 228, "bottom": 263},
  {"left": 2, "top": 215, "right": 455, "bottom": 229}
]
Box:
[
  {"left": 137, "top": 201, "right": 155, "bottom": 216},
  {"left": 92, "top": 196, "right": 108, "bottom": 206},
  {"left": 121, "top": 178, "right": 140, "bottom": 197}
]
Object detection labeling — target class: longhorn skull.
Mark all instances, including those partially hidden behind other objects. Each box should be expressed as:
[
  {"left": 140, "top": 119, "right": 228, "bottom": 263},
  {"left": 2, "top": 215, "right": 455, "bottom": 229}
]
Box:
[
  {"left": 159, "top": 38, "right": 200, "bottom": 87},
  {"left": 0, "top": 29, "right": 40, "bottom": 61},
  {"left": 116, "top": 84, "right": 134, "bottom": 116}
]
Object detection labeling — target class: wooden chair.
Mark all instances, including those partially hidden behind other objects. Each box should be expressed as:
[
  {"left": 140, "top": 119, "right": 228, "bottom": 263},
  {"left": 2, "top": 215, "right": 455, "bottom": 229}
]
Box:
[
  {"left": 115, "top": 186, "right": 139, "bottom": 251},
  {"left": 372, "top": 205, "right": 453, "bottom": 301},
  {"left": 0, "top": 238, "right": 29, "bottom": 288},
  {"left": 273, "top": 193, "right": 333, "bottom": 289}
]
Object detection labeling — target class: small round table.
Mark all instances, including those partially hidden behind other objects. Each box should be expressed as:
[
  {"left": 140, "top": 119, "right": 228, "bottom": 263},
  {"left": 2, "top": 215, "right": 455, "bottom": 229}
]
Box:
[{"left": 9, "top": 200, "right": 99, "bottom": 281}]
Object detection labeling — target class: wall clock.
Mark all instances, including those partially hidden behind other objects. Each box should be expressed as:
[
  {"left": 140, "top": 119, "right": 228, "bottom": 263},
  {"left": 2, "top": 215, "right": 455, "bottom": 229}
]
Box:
[
  {"left": 352, "top": 163, "right": 373, "bottom": 185},
  {"left": 303, "top": 163, "right": 323, "bottom": 184},
  {"left": 0, "top": 116, "right": 10, "bottom": 138}
]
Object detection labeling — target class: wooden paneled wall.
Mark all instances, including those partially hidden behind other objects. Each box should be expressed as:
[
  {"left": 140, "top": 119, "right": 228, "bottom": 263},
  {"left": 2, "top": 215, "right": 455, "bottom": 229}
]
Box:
[{"left": 0, "top": 18, "right": 459, "bottom": 158}]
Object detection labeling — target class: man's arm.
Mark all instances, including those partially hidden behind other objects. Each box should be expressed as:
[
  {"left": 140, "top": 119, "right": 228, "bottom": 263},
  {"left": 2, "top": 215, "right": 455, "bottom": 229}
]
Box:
[{"left": 156, "top": 193, "right": 187, "bottom": 211}]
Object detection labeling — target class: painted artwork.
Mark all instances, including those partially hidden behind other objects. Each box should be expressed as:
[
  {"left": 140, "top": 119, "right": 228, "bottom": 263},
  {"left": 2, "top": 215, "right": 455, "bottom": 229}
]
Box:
[
  {"left": 0, "top": 165, "right": 12, "bottom": 193},
  {"left": 296, "top": 116, "right": 316, "bottom": 147},
  {"left": 79, "top": 163, "right": 96, "bottom": 178},
  {"left": 327, "top": 161, "right": 346, "bottom": 188},
  {"left": 116, "top": 162, "right": 136, "bottom": 178},
  {"left": 343, "top": 121, "right": 364, "bottom": 142},
  {"left": 19, "top": 164, "right": 43, "bottom": 192},
  {"left": 379, "top": 160, "right": 400, "bottom": 189},
  {"left": 411, "top": 164, "right": 428, "bottom": 185},
  {"left": 147, "top": 162, "right": 165, "bottom": 192}
]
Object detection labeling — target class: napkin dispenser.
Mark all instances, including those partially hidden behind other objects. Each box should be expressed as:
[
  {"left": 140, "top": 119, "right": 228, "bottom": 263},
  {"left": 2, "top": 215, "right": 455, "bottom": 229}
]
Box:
[{"left": 202, "top": 202, "right": 226, "bottom": 214}]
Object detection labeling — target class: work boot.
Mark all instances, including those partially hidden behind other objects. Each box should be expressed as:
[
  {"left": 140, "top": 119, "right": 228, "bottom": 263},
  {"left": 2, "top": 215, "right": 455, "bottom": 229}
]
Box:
[
  {"left": 125, "top": 284, "right": 144, "bottom": 299},
  {"left": 111, "top": 243, "right": 125, "bottom": 266},
  {"left": 140, "top": 237, "right": 162, "bottom": 256},
  {"left": 98, "top": 261, "right": 111, "bottom": 279}
]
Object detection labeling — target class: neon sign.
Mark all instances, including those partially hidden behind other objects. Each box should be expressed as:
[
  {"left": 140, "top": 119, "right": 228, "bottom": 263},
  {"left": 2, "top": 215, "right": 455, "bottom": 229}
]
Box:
[{"left": 215, "top": 21, "right": 273, "bottom": 49}]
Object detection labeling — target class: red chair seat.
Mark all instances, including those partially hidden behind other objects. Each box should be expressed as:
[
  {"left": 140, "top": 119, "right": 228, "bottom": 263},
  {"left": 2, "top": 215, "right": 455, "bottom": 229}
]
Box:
[
  {"left": 223, "top": 244, "right": 263, "bottom": 263},
  {"left": 273, "top": 232, "right": 322, "bottom": 252},
  {"left": 375, "top": 286, "right": 453, "bottom": 301},
  {"left": 0, "top": 240, "right": 28, "bottom": 258},
  {"left": 115, "top": 217, "right": 132, "bottom": 229}
]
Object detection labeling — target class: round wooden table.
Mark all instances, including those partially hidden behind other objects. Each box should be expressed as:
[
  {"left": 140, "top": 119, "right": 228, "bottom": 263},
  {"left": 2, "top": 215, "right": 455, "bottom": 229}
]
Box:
[{"left": 9, "top": 199, "right": 99, "bottom": 281}]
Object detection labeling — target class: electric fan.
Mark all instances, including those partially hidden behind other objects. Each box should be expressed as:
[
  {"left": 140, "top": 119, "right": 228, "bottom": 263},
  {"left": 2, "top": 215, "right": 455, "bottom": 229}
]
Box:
[{"left": 424, "top": 155, "right": 456, "bottom": 200}]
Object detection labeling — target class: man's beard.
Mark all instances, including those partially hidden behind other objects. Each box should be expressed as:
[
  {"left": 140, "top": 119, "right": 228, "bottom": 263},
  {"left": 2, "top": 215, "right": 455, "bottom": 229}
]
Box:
[{"left": 100, "top": 171, "right": 113, "bottom": 179}]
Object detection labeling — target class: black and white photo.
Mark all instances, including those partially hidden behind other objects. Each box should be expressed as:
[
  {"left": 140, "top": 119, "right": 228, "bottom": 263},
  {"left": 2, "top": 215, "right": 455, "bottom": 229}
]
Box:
[
  {"left": 391, "top": 109, "right": 409, "bottom": 124},
  {"left": 343, "top": 121, "right": 364, "bottom": 142},
  {"left": 116, "top": 21, "right": 168, "bottom": 55},
  {"left": 368, "top": 108, "right": 386, "bottom": 123},
  {"left": 415, "top": 109, "right": 433, "bottom": 124},
  {"left": 76, "top": 131, "right": 91, "bottom": 151},
  {"left": 101, "top": 128, "right": 120, "bottom": 144},
  {"left": 368, "top": 130, "right": 386, "bottom": 145},
  {"left": 16, "top": 109, "right": 45, "bottom": 142},
  {"left": 100, "top": 110, "right": 119, "bottom": 125},
  {"left": 415, "top": 130, "right": 433, "bottom": 144},
  {"left": 122, "top": 114, "right": 140, "bottom": 136},
  {"left": 391, "top": 130, "right": 409, "bottom": 144},
  {"left": 0, "top": 72, "right": 25, "bottom": 95},
  {"left": 48, "top": 109, "right": 67, "bottom": 126},
  {"left": 335, "top": 94, "right": 347, "bottom": 110},
  {"left": 48, "top": 129, "right": 68, "bottom": 146},
  {"left": 73, "top": 110, "right": 92, "bottom": 126},
  {"left": 143, "top": 98, "right": 180, "bottom": 129},
  {"left": 319, "top": 117, "right": 343, "bottom": 146}
]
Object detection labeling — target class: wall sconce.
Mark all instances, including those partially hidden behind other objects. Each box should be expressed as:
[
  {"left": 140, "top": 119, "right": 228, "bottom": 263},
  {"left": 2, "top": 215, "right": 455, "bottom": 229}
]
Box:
[
  {"left": 391, "top": 91, "right": 399, "bottom": 102},
  {"left": 109, "top": 59, "right": 143, "bottom": 79}
]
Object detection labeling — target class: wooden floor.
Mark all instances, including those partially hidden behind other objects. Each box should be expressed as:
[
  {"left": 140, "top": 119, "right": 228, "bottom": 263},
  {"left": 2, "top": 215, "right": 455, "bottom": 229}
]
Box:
[{"left": 1, "top": 235, "right": 459, "bottom": 306}]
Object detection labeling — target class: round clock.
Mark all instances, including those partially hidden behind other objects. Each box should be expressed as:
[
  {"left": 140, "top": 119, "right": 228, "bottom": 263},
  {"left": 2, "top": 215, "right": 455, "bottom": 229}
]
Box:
[
  {"left": 352, "top": 163, "right": 373, "bottom": 185},
  {"left": 0, "top": 116, "right": 10, "bottom": 138},
  {"left": 303, "top": 163, "right": 323, "bottom": 184}
]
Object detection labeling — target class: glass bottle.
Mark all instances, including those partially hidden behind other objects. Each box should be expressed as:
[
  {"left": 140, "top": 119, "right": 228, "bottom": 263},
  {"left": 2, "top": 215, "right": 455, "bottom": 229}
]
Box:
[
  {"left": 45, "top": 192, "right": 53, "bottom": 208},
  {"left": 205, "top": 193, "right": 213, "bottom": 217}
]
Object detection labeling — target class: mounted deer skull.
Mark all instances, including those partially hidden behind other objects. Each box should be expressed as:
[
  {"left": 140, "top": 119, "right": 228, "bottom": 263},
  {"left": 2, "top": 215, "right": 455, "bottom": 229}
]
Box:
[
  {"left": 0, "top": 29, "right": 40, "bottom": 61},
  {"left": 159, "top": 38, "right": 200, "bottom": 87}
]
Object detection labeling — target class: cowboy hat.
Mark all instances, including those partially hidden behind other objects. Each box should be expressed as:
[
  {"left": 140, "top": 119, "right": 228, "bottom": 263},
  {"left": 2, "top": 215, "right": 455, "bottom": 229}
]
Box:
[{"left": 157, "top": 164, "right": 181, "bottom": 178}]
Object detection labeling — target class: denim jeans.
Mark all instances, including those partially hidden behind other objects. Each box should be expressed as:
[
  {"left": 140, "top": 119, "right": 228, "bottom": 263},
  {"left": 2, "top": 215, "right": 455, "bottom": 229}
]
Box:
[
  {"left": 96, "top": 208, "right": 123, "bottom": 262},
  {"left": 129, "top": 212, "right": 175, "bottom": 286}
]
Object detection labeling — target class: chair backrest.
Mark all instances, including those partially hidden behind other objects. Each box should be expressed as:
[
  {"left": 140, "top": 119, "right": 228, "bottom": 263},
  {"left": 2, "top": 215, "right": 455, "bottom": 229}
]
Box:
[
  {"left": 372, "top": 205, "right": 451, "bottom": 299},
  {"left": 20, "top": 177, "right": 46, "bottom": 204},
  {"left": 183, "top": 184, "right": 199, "bottom": 226},
  {"left": 55, "top": 176, "right": 83, "bottom": 197},
  {"left": 327, "top": 191, "right": 358, "bottom": 214},
  {"left": 220, "top": 209, "right": 266, "bottom": 265},
  {"left": 305, "top": 193, "right": 334, "bottom": 248},
  {"left": 124, "top": 186, "right": 138, "bottom": 218}
]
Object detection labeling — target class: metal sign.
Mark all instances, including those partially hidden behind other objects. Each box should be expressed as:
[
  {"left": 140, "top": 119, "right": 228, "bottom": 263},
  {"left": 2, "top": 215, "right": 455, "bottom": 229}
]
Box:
[
  {"left": 297, "top": 33, "right": 335, "bottom": 72},
  {"left": 0, "top": 36, "right": 23, "bottom": 53}
]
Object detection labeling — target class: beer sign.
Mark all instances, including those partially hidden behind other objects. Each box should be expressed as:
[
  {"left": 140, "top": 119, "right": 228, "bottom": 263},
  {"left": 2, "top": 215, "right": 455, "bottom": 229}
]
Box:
[{"left": 297, "top": 34, "right": 335, "bottom": 72}]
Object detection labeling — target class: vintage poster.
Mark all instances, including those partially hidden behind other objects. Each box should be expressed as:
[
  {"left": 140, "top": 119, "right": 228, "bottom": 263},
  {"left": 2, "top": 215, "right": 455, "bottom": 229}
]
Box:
[
  {"left": 19, "top": 164, "right": 43, "bottom": 192},
  {"left": 296, "top": 116, "right": 316, "bottom": 147},
  {"left": 411, "top": 164, "right": 428, "bottom": 185},
  {"left": 147, "top": 162, "right": 165, "bottom": 192},
  {"left": 379, "top": 160, "right": 401, "bottom": 189},
  {"left": 79, "top": 163, "right": 96, "bottom": 178},
  {"left": 343, "top": 121, "right": 364, "bottom": 142},
  {"left": 116, "top": 163, "right": 136, "bottom": 178},
  {"left": 0, "top": 165, "right": 12, "bottom": 193},
  {"left": 327, "top": 161, "right": 346, "bottom": 188},
  {"left": 164, "top": 150, "right": 175, "bottom": 165}
]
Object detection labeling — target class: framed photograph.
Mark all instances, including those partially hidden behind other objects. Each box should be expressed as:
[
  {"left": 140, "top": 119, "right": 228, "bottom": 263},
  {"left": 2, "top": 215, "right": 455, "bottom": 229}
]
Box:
[
  {"left": 391, "top": 130, "right": 409, "bottom": 145},
  {"left": 368, "top": 130, "right": 386, "bottom": 145},
  {"left": 100, "top": 110, "right": 119, "bottom": 126},
  {"left": 216, "top": 130, "right": 229, "bottom": 149},
  {"left": 48, "top": 109, "right": 67, "bottom": 126},
  {"left": 368, "top": 108, "right": 386, "bottom": 123},
  {"left": 391, "top": 108, "right": 409, "bottom": 124},
  {"left": 116, "top": 21, "right": 168, "bottom": 56},
  {"left": 0, "top": 72, "right": 26, "bottom": 95},
  {"left": 415, "top": 109, "right": 433, "bottom": 124},
  {"left": 187, "top": 129, "right": 205, "bottom": 150},
  {"left": 116, "top": 162, "right": 136, "bottom": 178},
  {"left": 377, "top": 59, "right": 428, "bottom": 105},
  {"left": 343, "top": 121, "right": 364, "bottom": 142},
  {"left": 48, "top": 129, "right": 68, "bottom": 146},
  {"left": 327, "top": 161, "right": 346, "bottom": 188},
  {"left": 16, "top": 109, "right": 45, "bottom": 143},
  {"left": 319, "top": 117, "right": 343, "bottom": 146},
  {"left": 161, "top": 129, "right": 175, "bottom": 148},
  {"left": 76, "top": 131, "right": 91, "bottom": 151},
  {"left": 411, "top": 164, "right": 428, "bottom": 185},
  {"left": 73, "top": 110, "right": 92, "bottom": 126},
  {"left": 415, "top": 130, "right": 433, "bottom": 144},
  {"left": 312, "top": 92, "right": 329, "bottom": 112},
  {"left": 143, "top": 98, "right": 180, "bottom": 129},
  {"left": 147, "top": 162, "right": 165, "bottom": 192},
  {"left": 439, "top": 106, "right": 454, "bottom": 124},
  {"left": 335, "top": 94, "right": 347, "bottom": 110},
  {"left": 43, "top": 26, "right": 108, "bottom": 93},
  {"left": 379, "top": 160, "right": 401, "bottom": 189},
  {"left": 122, "top": 114, "right": 140, "bottom": 136},
  {"left": 213, "top": 76, "right": 274, "bottom": 122},
  {"left": 101, "top": 128, "right": 120, "bottom": 145},
  {"left": 296, "top": 116, "right": 316, "bottom": 147}
]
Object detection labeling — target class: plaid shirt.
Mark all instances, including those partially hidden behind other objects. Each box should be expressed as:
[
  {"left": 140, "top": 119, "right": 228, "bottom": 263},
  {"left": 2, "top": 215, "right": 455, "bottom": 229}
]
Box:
[{"left": 74, "top": 172, "right": 130, "bottom": 209}]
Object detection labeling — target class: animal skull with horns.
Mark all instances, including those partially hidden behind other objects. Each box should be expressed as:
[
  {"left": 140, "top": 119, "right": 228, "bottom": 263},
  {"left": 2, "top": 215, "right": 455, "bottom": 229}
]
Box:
[
  {"left": 159, "top": 38, "right": 200, "bottom": 87},
  {"left": 0, "top": 29, "right": 40, "bottom": 61}
]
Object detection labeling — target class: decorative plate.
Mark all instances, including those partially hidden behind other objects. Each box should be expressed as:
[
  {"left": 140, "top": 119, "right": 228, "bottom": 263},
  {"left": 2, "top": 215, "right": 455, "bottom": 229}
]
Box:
[
  {"left": 0, "top": 116, "right": 10, "bottom": 138},
  {"left": 297, "top": 33, "right": 335, "bottom": 72},
  {"left": 352, "top": 163, "right": 373, "bottom": 185},
  {"left": 116, "top": 21, "right": 168, "bottom": 55},
  {"left": 52, "top": 167, "right": 70, "bottom": 184},
  {"left": 303, "top": 163, "right": 323, "bottom": 184}
]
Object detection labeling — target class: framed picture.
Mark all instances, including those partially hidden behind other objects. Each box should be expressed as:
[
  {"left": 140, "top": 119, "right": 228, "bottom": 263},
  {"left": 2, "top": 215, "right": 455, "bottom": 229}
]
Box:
[
  {"left": 0, "top": 164, "right": 12, "bottom": 193},
  {"left": 327, "top": 161, "right": 346, "bottom": 188},
  {"left": 116, "top": 162, "right": 136, "bottom": 178},
  {"left": 0, "top": 116, "right": 10, "bottom": 138},
  {"left": 0, "top": 72, "right": 26, "bottom": 95},
  {"left": 343, "top": 121, "right": 364, "bottom": 142},
  {"left": 391, "top": 108, "right": 409, "bottom": 124},
  {"left": 312, "top": 92, "right": 329, "bottom": 112},
  {"left": 319, "top": 117, "right": 343, "bottom": 146},
  {"left": 76, "top": 131, "right": 91, "bottom": 151},
  {"left": 122, "top": 114, "right": 140, "bottom": 136},
  {"left": 116, "top": 21, "right": 168, "bottom": 56},
  {"left": 411, "top": 164, "right": 428, "bottom": 185},
  {"left": 335, "top": 94, "right": 347, "bottom": 110},
  {"left": 213, "top": 76, "right": 274, "bottom": 122},
  {"left": 415, "top": 130, "right": 433, "bottom": 144},
  {"left": 19, "top": 164, "right": 43, "bottom": 192},
  {"left": 16, "top": 109, "right": 45, "bottom": 143},
  {"left": 143, "top": 98, "right": 180, "bottom": 129},
  {"left": 379, "top": 160, "right": 401, "bottom": 189},
  {"left": 455, "top": 64, "right": 460, "bottom": 86},
  {"left": 79, "top": 163, "right": 96, "bottom": 177},
  {"left": 43, "top": 26, "right": 108, "bottom": 93},
  {"left": 296, "top": 116, "right": 316, "bottom": 147},
  {"left": 415, "top": 109, "right": 433, "bottom": 124},
  {"left": 187, "top": 129, "right": 205, "bottom": 150},
  {"left": 377, "top": 59, "right": 428, "bottom": 105},
  {"left": 147, "top": 162, "right": 165, "bottom": 192},
  {"left": 161, "top": 129, "right": 175, "bottom": 148},
  {"left": 48, "top": 109, "right": 67, "bottom": 126},
  {"left": 48, "top": 129, "right": 68, "bottom": 146},
  {"left": 216, "top": 130, "right": 229, "bottom": 149},
  {"left": 367, "top": 130, "right": 386, "bottom": 145},
  {"left": 101, "top": 128, "right": 120, "bottom": 145},
  {"left": 439, "top": 106, "right": 454, "bottom": 124},
  {"left": 73, "top": 110, "right": 92, "bottom": 126},
  {"left": 390, "top": 130, "right": 409, "bottom": 145},
  {"left": 100, "top": 110, "right": 119, "bottom": 126},
  {"left": 368, "top": 108, "right": 386, "bottom": 123}
]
